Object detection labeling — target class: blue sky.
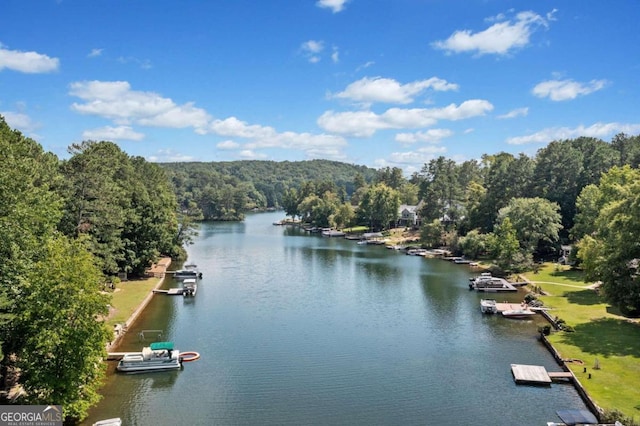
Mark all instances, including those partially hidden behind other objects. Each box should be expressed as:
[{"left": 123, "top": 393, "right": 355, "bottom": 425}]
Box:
[{"left": 1, "top": 0, "right": 639, "bottom": 174}]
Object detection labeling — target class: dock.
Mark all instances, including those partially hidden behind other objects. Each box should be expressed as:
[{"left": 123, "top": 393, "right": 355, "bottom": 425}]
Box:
[
  {"left": 471, "top": 277, "right": 518, "bottom": 292},
  {"left": 153, "top": 288, "right": 185, "bottom": 296},
  {"left": 106, "top": 352, "right": 128, "bottom": 360},
  {"left": 511, "top": 364, "right": 574, "bottom": 385}
]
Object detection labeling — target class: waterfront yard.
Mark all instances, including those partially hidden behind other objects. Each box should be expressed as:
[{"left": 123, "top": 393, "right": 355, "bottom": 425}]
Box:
[
  {"left": 106, "top": 277, "right": 161, "bottom": 328},
  {"left": 522, "top": 264, "right": 640, "bottom": 421}
]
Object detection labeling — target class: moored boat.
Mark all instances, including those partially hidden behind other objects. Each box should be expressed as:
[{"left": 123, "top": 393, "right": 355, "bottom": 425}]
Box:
[
  {"left": 174, "top": 263, "right": 202, "bottom": 279},
  {"left": 183, "top": 278, "right": 197, "bottom": 296},
  {"left": 480, "top": 299, "right": 498, "bottom": 314},
  {"left": 501, "top": 306, "right": 536, "bottom": 319},
  {"left": 116, "top": 342, "right": 182, "bottom": 372}
]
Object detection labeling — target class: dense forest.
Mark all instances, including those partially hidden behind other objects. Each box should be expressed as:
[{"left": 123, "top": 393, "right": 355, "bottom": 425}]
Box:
[
  {"left": 0, "top": 117, "right": 192, "bottom": 422},
  {"left": 1, "top": 112, "right": 640, "bottom": 422},
  {"left": 160, "top": 160, "right": 378, "bottom": 220}
]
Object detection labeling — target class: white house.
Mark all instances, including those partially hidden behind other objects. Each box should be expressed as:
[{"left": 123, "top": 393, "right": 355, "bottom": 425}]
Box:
[{"left": 398, "top": 201, "right": 423, "bottom": 227}]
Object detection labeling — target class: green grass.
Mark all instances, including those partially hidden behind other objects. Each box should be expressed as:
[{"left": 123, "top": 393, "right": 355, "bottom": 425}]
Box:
[
  {"left": 105, "top": 277, "right": 161, "bottom": 328},
  {"left": 521, "top": 263, "right": 640, "bottom": 419},
  {"left": 342, "top": 225, "right": 368, "bottom": 233}
]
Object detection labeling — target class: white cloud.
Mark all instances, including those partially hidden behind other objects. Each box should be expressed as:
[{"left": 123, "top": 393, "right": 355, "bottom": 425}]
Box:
[
  {"left": 1, "top": 111, "right": 40, "bottom": 133},
  {"left": 217, "top": 140, "right": 240, "bottom": 149},
  {"left": 147, "top": 149, "right": 197, "bottom": 163},
  {"left": 532, "top": 78, "right": 608, "bottom": 101},
  {"left": 355, "top": 61, "right": 375, "bottom": 72},
  {"left": 432, "top": 10, "right": 551, "bottom": 55},
  {"left": 332, "top": 76, "right": 458, "bottom": 105},
  {"left": 204, "top": 116, "right": 348, "bottom": 159},
  {"left": 302, "top": 40, "right": 324, "bottom": 53},
  {"left": 301, "top": 40, "right": 325, "bottom": 63},
  {"left": 117, "top": 56, "right": 152, "bottom": 69},
  {"left": 331, "top": 47, "right": 340, "bottom": 63},
  {"left": 208, "top": 117, "right": 277, "bottom": 139},
  {"left": 82, "top": 125, "right": 145, "bottom": 141},
  {"left": 497, "top": 107, "right": 529, "bottom": 119},
  {"left": 316, "top": 0, "right": 349, "bottom": 13},
  {"left": 239, "top": 149, "right": 268, "bottom": 159},
  {"left": 0, "top": 44, "right": 59, "bottom": 73},
  {"left": 375, "top": 145, "right": 448, "bottom": 169},
  {"left": 69, "top": 80, "right": 211, "bottom": 131},
  {"left": 88, "top": 48, "right": 103, "bottom": 58},
  {"left": 318, "top": 100, "right": 493, "bottom": 137},
  {"left": 395, "top": 128, "right": 453, "bottom": 144},
  {"left": 507, "top": 122, "right": 640, "bottom": 145}
]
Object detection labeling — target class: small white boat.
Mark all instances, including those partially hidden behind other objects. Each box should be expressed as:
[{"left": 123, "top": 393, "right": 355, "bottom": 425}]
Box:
[
  {"left": 116, "top": 342, "right": 182, "bottom": 372},
  {"left": 174, "top": 264, "right": 202, "bottom": 279},
  {"left": 183, "top": 278, "right": 197, "bottom": 296},
  {"left": 501, "top": 307, "right": 536, "bottom": 319},
  {"left": 480, "top": 299, "right": 498, "bottom": 314},
  {"left": 93, "top": 419, "right": 122, "bottom": 426}
]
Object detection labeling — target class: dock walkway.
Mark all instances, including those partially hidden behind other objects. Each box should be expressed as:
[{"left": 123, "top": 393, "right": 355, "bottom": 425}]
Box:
[{"left": 511, "top": 364, "right": 574, "bottom": 386}]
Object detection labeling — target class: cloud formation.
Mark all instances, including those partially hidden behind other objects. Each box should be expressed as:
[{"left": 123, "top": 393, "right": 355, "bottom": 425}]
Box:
[
  {"left": 532, "top": 78, "right": 608, "bottom": 101},
  {"left": 332, "top": 76, "right": 458, "bottom": 105},
  {"left": 507, "top": 122, "right": 640, "bottom": 145},
  {"left": 82, "top": 125, "right": 145, "bottom": 141},
  {"left": 68, "top": 80, "right": 349, "bottom": 160},
  {"left": 300, "top": 40, "right": 326, "bottom": 63},
  {"left": 395, "top": 128, "right": 453, "bottom": 144},
  {"left": 316, "top": 0, "right": 349, "bottom": 13},
  {"left": 432, "top": 10, "right": 553, "bottom": 55},
  {"left": 0, "top": 44, "right": 59, "bottom": 73},
  {"left": 318, "top": 100, "right": 493, "bottom": 137},
  {"left": 497, "top": 107, "right": 529, "bottom": 119},
  {"left": 69, "top": 80, "right": 211, "bottom": 131}
]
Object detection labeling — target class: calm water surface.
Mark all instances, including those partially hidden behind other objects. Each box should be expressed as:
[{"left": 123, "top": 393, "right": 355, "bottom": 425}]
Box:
[{"left": 85, "top": 212, "right": 587, "bottom": 425}]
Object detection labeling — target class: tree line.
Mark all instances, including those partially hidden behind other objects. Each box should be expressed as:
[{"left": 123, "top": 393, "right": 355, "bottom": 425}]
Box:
[
  {"left": 0, "top": 117, "right": 192, "bottom": 422},
  {"left": 160, "top": 159, "right": 378, "bottom": 220}
]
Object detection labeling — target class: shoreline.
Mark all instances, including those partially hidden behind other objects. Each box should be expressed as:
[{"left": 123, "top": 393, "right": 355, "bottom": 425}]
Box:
[{"left": 106, "top": 258, "right": 171, "bottom": 352}]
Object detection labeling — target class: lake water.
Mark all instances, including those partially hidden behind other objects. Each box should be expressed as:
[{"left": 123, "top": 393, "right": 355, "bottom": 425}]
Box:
[{"left": 85, "top": 211, "right": 587, "bottom": 425}]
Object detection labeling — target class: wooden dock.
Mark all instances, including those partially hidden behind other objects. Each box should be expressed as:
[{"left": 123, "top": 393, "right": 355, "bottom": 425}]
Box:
[
  {"left": 511, "top": 364, "right": 552, "bottom": 385},
  {"left": 106, "top": 352, "right": 128, "bottom": 360},
  {"left": 511, "top": 364, "right": 575, "bottom": 385}
]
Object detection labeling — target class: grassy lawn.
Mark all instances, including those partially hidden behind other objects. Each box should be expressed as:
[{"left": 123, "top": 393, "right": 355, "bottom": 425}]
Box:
[
  {"left": 105, "top": 277, "right": 161, "bottom": 328},
  {"left": 521, "top": 264, "right": 640, "bottom": 420}
]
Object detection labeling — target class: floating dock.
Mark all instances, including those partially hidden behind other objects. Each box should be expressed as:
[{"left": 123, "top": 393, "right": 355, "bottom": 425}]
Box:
[{"left": 511, "top": 364, "right": 574, "bottom": 386}]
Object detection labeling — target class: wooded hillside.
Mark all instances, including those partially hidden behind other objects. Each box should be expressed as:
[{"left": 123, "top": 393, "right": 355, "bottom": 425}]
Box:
[{"left": 160, "top": 160, "right": 378, "bottom": 220}]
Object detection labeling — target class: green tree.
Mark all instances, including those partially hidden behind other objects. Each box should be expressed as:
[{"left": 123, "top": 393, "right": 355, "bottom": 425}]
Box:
[
  {"left": 376, "top": 166, "right": 405, "bottom": 189},
  {"left": 420, "top": 219, "right": 445, "bottom": 248},
  {"left": 488, "top": 217, "right": 524, "bottom": 273},
  {"left": 459, "top": 229, "right": 488, "bottom": 259},
  {"left": 0, "top": 116, "right": 63, "bottom": 376},
  {"left": 17, "top": 235, "right": 110, "bottom": 422},
  {"left": 333, "top": 203, "right": 355, "bottom": 230},
  {"left": 282, "top": 188, "right": 300, "bottom": 220},
  {"left": 58, "top": 141, "right": 132, "bottom": 275},
  {"left": 358, "top": 183, "right": 401, "bottom": 231},
  {"left": 611, "top": 132, "right": 640, "bottom": 168},
  {"left": 496, "top": 197, "right": 563, "bottom": 256},
  {"left": 418, "top": 157, "right": 461, "bottom": 224},
  {"left": 576, "top": 166, "right": 640, "bottom": 313},
  {"left": 471, "top": 153, "right": 534, "bottom": 232}
]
